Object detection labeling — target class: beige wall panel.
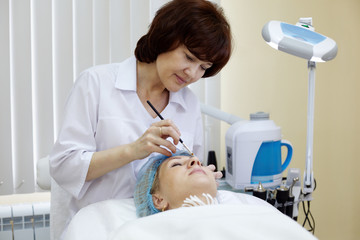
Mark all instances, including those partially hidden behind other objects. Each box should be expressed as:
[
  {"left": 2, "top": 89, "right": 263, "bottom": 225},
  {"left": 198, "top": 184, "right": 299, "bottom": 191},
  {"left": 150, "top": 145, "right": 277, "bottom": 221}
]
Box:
[{"left": 221, "top": 1, "right": 360, "bottom": 239}]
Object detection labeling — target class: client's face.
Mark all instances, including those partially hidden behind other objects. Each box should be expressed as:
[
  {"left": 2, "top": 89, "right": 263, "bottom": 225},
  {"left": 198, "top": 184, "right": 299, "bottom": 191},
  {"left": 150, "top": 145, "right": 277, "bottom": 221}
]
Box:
[{"left": 154, "top": 155, "right": 217, "bottom": 210}]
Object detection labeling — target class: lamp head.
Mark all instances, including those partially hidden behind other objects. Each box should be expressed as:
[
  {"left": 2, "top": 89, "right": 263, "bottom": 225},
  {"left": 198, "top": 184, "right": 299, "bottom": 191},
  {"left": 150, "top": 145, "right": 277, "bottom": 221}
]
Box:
[{"left": 262, "top": 20, "right": 337, "bottom": 62}]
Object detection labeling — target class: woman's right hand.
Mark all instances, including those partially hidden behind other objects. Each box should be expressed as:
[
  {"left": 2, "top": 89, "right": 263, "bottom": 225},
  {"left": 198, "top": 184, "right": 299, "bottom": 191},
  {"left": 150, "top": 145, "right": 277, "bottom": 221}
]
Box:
[
  {"left": 87, "top": 119, "right": 182, "bottom": 181},
  {"left": 130, "top": 119, "right": 182, "bottom": 160}
]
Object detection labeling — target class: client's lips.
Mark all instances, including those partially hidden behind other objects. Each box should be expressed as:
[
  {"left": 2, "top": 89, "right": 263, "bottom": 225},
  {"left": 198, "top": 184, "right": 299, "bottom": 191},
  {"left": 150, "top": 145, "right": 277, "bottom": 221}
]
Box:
[{"left": 189, "top": 168, "right": 206, "bottom": 175}]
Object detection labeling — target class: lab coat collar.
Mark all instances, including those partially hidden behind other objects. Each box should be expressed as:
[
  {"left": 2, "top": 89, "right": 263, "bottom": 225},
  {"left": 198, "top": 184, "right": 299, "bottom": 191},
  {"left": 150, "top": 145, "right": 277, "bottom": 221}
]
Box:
[
  {"left": 115, "top": 56, "right": 137, "bottom": 91},
  {"left": 169, "top": 89, "right": 188, "bottom": 111},
  {"left": 115, "top": 56, "right": 188, "bottom": 111}
]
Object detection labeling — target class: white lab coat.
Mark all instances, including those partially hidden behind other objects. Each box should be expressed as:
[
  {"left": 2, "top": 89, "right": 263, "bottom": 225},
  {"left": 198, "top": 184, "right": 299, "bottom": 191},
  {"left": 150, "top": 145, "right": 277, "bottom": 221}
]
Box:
[{"left": 49, "top": 56, "right": 204, "bottom": 237}]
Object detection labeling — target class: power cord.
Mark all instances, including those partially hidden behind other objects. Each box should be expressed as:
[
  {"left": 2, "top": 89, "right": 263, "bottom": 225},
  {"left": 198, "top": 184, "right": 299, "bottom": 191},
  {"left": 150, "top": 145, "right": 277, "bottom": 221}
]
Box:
[
  {"left": 302, "top": 178, "right": 316, "bottom": 234},
  {"left": 302, "top": 200, "right": 315, "bottom": 234}
]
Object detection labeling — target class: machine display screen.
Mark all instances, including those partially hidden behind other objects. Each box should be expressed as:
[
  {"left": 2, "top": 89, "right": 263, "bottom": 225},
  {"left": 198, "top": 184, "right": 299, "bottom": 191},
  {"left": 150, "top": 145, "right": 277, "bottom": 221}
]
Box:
[{"left": 226, "top": 147, "right": 233, "bottom": 175}]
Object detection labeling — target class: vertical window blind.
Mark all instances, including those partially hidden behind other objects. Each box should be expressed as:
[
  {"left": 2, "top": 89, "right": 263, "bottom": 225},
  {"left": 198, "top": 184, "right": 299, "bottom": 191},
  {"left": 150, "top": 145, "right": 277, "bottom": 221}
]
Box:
[{"left": 0, "top": 0, "right": 220, "bottom": 196}]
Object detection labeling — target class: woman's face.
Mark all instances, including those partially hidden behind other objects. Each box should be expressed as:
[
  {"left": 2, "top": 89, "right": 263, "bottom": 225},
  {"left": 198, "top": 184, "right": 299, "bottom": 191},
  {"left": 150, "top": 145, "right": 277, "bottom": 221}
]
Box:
[
  {"left": 154, "top": 155, "right": 217, "bottom": 209},
  {"left": 156, "top": 45, "right": 212, "bottom": 92}
]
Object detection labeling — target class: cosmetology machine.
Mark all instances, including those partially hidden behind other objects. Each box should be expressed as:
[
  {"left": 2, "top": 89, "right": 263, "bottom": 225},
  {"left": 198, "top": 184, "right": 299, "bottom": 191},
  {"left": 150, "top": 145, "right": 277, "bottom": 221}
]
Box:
[
  {"left": 202, "top": 18, "right": 337, "bottom": 226},
  {"left": 201, "top": 107, "right": 294, "bottom": 190}
]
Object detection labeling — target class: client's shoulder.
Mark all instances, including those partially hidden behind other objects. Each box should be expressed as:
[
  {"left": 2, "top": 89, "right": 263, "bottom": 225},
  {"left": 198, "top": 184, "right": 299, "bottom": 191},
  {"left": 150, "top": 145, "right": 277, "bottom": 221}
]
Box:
[{"left": 217, "top": 190, "right": 274, "bottom": 208}]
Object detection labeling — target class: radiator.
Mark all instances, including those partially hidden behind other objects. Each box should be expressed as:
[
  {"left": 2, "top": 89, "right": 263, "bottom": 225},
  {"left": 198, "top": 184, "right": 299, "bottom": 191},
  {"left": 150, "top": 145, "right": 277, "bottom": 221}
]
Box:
[{"left": 0, "top": 202, "right": 50, "bottom": 240}]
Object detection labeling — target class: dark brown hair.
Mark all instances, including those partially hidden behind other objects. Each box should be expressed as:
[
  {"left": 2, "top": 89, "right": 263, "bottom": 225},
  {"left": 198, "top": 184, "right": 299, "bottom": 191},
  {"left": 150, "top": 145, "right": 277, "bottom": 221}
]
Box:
[{"left": 135, "top": 0, "right": 232, "bottom": 78}]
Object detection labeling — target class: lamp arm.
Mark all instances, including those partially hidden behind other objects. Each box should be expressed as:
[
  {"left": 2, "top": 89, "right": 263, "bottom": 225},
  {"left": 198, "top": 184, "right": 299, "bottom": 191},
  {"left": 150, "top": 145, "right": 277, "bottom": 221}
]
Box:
[
  {"left": 303, "top": 61, "right": 316, "bottom": 194},
  {"left": 200, "top": 103, "right": 243, "bottom": 125}
]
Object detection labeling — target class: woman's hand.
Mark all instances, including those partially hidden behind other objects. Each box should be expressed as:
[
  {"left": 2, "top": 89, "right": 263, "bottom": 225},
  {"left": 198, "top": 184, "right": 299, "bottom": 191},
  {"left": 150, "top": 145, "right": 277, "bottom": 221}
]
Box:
[
  {"left": 86, "top": 119, "right": 182, "bottom": 181},
  {"left": 130, "top": 119, "right": 182, "bottom": 160},
  {"left": 207, "top": 164, "right": 223, "bottom": 186}
]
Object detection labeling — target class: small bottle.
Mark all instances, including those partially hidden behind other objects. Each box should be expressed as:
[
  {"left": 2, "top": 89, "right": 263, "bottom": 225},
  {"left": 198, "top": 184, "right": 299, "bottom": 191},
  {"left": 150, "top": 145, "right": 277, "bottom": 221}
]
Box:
[
  {"left": 207, "top": 151, "right": 218, "bottom": 172},
  {"left": 253, "top": 182, "right": 267, "bottom": 201},
  {"left": 276, "top": 185, "right": 289, "bottom": 213}
]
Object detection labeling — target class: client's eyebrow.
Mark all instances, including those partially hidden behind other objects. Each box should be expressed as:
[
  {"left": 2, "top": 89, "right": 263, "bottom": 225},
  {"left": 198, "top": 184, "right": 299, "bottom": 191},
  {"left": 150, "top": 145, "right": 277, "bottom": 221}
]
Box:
[
  {"left": 168, "top": 156, "right": 191, "bottom": 161},
  {"left": 167, "top": 156, "right": 192, "bottom": 165}
]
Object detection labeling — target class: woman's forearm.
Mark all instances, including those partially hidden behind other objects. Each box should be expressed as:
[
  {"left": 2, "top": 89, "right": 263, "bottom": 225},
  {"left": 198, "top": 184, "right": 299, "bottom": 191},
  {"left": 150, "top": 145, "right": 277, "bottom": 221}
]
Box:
[{"left": 86, "top": 144, "right": 135, "bottom": 181}]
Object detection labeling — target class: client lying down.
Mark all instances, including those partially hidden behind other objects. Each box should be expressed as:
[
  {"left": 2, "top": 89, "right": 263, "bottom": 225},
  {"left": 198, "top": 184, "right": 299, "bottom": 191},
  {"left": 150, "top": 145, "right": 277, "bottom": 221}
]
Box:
[
  {"left": 134, "top": 150, "right": 270, "bottom": 217},
  {"left": 65, "top": 150, "right": 318, "bottom": 240}
]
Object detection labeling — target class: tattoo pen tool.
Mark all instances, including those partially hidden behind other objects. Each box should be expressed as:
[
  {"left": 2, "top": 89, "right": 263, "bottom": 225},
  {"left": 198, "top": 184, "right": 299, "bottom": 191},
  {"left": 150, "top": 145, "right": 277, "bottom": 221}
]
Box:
[{"left": 146, "top": 100, "right": 194, "bottom": 156}]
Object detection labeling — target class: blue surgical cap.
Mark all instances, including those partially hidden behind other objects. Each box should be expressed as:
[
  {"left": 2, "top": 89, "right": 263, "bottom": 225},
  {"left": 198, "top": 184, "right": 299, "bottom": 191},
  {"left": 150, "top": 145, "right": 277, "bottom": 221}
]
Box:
[{"left": 134, "top": 150, "right": 192, "bottom": 217}]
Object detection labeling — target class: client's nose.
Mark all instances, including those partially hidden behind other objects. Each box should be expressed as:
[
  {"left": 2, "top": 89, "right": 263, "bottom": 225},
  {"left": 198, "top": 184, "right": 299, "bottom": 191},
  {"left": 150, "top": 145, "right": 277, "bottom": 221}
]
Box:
[{"left": 188, "top": 157, "right": 201, "bottom": 167}]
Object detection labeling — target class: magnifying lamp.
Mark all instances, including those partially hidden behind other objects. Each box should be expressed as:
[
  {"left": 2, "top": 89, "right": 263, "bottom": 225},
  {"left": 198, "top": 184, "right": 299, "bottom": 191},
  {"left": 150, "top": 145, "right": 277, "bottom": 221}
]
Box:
[
  {"left": 262, "top": 18, "right": 337, "bottom": 194},
  {"left": 262, "top": 18, "right": 337, "bottom": 62}
]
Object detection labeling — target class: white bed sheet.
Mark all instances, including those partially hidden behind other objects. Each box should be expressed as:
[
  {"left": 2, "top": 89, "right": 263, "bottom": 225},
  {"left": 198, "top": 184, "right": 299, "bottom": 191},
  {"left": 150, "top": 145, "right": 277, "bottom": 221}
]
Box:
[
  {"left": 63, "top": 198, "right": 136, "bottom": 240},
  {"left": 109, "top": 204, "right": 317, "bottom": 240},
  {"left": 64, "top": 191, "right": 317, "bottom": 240}
]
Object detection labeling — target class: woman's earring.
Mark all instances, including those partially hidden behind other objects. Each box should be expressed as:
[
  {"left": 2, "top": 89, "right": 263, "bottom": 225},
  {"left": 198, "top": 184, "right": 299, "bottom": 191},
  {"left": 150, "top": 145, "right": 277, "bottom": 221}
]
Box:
[{"left": 162, "top": 204, "right": 167, "bottom": 212}]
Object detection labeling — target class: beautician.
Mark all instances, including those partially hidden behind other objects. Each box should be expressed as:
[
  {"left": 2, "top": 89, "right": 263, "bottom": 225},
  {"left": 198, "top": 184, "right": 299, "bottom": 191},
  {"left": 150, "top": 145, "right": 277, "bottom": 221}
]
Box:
[{"left": 49, "top": 0, "right": 232, "bottom": 237}]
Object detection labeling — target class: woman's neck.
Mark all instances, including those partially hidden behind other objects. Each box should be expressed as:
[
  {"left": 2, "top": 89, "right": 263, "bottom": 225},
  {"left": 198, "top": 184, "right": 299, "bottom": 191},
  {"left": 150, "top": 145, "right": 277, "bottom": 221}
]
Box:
[{"left": 136, "top": 60, "right": 169, "bottom": 116}]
